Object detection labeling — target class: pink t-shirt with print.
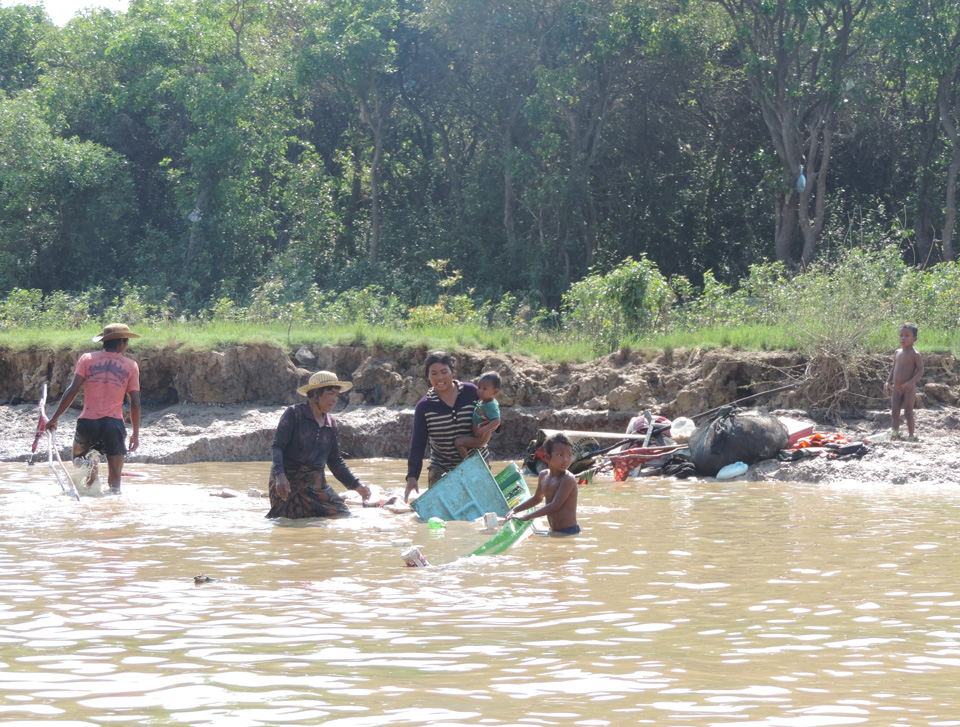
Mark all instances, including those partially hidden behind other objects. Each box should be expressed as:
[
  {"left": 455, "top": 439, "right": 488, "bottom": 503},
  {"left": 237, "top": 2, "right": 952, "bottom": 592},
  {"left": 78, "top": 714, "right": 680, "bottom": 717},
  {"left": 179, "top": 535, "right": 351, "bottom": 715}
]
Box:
[{"left": 75, "top": 351, "right": 140, "bottom": 421}]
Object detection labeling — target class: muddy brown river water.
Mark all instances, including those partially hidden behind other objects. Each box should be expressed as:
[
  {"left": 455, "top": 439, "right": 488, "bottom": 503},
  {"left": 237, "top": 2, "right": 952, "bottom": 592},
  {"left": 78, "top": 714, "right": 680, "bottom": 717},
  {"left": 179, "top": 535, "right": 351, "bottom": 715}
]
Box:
[{"left": 2, "top": 459, "right": 960, "bottom": 726}]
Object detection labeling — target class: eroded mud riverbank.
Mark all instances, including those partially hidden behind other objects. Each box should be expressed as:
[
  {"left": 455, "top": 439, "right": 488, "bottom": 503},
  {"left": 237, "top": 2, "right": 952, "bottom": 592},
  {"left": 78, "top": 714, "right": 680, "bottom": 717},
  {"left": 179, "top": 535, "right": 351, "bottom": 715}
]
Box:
[{"left": 3, "top": 343, "right": 960, "bottom": 487}]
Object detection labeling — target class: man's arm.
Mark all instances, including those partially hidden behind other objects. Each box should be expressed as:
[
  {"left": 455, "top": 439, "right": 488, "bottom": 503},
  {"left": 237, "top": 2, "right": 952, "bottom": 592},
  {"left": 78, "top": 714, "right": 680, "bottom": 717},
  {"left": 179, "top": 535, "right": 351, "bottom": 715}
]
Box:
[
  {"left": 128, "top": 391, "right": 141, "bottom": 451},
  {"left": 46, "top": 374, "right": 84, "bottom": 430}
]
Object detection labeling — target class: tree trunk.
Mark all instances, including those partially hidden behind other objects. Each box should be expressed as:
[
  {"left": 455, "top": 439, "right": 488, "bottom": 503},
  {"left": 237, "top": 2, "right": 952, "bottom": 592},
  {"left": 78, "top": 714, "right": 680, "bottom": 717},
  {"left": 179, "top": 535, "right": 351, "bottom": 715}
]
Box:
[
  {"left": 774, "top": 189, "right": 798, "bottom": 268},
  {"left": 369, "top": 122, "right": 382, "bottom": 268},
  {"left": 402, "top": 93, "right": 466, "bottom": 227},
  {"left": 939, "top": 74, "right": 960, "bottom": 262},
  {"left": 359, "top": 92, "right": 383, "bottom": 269},
  {"left": 178, "top": 182, "right": 213, "bottom": 286},
  {"left": 943, "top": 146, "right": 960, "bottom": 262},
  {"left": 436, "top": 123, "right": 465, "bottom": 227},
  {"left": 715, "top": 0, "right": 867, "bottom": 269},
  {"left": 798, "top": 112, "right": 834, "bottom": 268},
  {"left": 913, "top": 110, "right": 941, "bottom": 266},
  {"left": 502, "top": 98, "right": 526, "bottom": 270},
  {"left": 340, "top": 145, "right": 363, "bottom": 256},
  {"left": 561, "top": 88, "right": 609, "bottom": 270}
]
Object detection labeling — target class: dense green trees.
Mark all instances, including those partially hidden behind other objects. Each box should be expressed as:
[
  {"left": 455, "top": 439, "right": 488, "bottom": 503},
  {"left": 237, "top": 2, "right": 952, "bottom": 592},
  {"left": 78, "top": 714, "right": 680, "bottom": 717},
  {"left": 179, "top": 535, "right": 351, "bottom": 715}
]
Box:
[{"left": 0, "top": 0, "right": 958, "bottom": 310}]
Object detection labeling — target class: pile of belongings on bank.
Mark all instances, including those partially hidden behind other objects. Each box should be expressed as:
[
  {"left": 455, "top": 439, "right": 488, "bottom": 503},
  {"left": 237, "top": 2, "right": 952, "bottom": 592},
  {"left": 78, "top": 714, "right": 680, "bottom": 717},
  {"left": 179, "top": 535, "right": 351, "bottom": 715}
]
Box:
[{"left": 522, "top": 405, "right": 869, "bottom": 482}]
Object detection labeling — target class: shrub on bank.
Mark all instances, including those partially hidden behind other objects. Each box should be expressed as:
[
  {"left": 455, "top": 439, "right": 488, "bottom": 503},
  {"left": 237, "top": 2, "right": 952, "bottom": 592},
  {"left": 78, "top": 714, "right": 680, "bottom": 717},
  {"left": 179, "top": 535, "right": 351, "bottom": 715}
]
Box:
[{"left": 2, "top": 245, "right": 959, "bottom": 358}]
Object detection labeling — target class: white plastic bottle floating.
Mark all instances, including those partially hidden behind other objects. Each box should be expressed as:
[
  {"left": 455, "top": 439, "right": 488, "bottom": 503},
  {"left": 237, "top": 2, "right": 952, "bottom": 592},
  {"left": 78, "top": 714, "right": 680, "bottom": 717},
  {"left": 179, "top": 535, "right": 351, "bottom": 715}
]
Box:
[
  {"left": 401, "top": 546, "right": 429, "bottom": 567},
  {"left": 716, "top": 461, "right": 748, "bottom": 480},
  {"left": 483, "top": 512, "right": 499, "bottom": 530}
]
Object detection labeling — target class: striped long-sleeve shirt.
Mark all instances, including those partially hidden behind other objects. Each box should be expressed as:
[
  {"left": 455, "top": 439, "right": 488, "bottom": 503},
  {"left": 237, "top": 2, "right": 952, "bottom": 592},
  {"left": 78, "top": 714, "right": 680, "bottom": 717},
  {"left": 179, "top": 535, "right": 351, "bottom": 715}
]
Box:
[{"left": 406, "top": 381, "right": 482, "bottom": 480}]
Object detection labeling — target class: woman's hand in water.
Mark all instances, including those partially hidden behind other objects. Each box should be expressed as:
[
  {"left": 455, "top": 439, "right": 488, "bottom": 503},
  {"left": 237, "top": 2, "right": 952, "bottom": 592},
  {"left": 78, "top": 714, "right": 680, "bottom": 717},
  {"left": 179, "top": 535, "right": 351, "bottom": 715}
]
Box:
[
  {"left": 275, "top": 473, "right": 291, "bottom": 501},
  {"left": 404, "top": 476, "right": 419, "bottom": 502}
]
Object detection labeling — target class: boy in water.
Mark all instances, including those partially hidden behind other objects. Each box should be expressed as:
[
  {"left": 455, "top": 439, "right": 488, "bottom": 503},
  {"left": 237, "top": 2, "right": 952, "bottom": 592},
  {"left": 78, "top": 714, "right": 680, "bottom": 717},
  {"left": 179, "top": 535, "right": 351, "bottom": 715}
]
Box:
[
  {"left": 884, "top": 323, "right": 923, "bottom": 441},
  {"left": 454, "top": 371, "right": 502, "bottom": 459},
  {"left": 507, "top": 432, "right": 580, "bottom": 535}
]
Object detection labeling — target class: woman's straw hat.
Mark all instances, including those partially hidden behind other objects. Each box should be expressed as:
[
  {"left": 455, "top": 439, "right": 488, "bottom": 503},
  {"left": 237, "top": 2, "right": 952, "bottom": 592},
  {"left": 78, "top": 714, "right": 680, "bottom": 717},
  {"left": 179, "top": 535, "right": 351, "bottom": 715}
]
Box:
[
  {"left": 297, "top": 370, "right": 353, "bottom": 396},
  {"left": 92, "top": 323, "right": 141, "bottom": 342}
]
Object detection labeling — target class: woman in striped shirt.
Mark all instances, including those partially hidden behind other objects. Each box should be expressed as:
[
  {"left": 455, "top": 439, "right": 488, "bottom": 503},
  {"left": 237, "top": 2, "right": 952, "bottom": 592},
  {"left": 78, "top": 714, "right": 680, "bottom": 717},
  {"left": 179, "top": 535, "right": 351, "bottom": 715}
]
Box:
[{"left": 405, "top": 351, "right": 486, "bottom": 502}]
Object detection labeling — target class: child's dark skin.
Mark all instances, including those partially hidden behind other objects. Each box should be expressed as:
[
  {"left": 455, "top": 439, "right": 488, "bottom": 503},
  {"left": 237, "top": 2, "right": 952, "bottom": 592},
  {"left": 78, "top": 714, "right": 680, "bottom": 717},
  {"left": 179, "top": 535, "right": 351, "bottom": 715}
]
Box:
[
  {"left": 507, "top": 442, "right": 578, "bottom": 533},
  {"left": 884, "top": 326, "right": 923, "bottom": 437}
]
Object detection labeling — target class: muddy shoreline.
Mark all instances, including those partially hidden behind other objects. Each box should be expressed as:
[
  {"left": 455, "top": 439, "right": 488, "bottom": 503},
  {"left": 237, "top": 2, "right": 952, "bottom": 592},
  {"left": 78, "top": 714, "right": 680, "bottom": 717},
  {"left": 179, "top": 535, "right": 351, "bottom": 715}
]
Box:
[{"left": 3, "top": 343, "right": 960, "bottom": 487}]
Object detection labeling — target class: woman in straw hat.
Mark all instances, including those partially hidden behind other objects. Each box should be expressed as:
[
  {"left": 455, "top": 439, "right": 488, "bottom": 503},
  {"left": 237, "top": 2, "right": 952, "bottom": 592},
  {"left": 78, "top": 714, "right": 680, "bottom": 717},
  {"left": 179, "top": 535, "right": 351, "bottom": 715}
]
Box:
[
  {"left": 267, "top": 370, "right": 371, "bottom": 518},
  {"left": 46, "top": 323, "right": 142, "bottom": 493}
]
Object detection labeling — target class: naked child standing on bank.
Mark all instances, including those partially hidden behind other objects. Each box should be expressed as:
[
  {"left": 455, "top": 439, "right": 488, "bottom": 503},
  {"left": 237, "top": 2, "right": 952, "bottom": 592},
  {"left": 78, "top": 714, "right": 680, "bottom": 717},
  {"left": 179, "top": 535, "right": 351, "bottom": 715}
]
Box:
[
  {"left": 884, "top": 323, "right": 923, "bottom": 441},
  {"left": 46, "top": 323, "right": 142, "bottom": 492}
]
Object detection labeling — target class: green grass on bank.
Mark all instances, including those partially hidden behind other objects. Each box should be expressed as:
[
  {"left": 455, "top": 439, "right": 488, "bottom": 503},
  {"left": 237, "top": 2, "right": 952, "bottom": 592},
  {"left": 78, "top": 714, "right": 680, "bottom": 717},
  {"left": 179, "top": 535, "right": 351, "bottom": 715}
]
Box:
[
  {"left": 0, "top": 321, "right": 598, "bottom": 361},
  {"left": 639, "top": 324, "right": 799, "bottom": 353},
  {"left": 5, "top": 321, "right": 960, "bottom": 360},
  {"left": 640, "top": 323, "right": 960, "bottom": 355}
]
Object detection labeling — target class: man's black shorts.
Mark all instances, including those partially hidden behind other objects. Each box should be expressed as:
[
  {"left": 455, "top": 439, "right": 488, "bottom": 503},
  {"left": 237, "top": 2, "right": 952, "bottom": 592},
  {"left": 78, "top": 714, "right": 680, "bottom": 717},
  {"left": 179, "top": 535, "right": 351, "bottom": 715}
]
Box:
[{"left": 74, "top": 417, "right": 127, "bottom": 457}]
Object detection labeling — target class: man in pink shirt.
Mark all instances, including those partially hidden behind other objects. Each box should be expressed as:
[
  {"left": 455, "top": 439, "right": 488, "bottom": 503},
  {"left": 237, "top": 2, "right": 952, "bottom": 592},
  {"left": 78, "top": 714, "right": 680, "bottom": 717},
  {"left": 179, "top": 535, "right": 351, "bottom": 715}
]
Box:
[{"left": 47, "top": 323, "right": 142, "bottom": 492}]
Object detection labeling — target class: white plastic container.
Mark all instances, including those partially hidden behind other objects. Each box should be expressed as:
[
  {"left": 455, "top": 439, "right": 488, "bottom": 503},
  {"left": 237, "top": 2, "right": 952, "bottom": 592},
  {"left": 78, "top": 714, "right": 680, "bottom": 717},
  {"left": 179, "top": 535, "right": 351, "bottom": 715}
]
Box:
[
  {"left": 716, "top": 461, "right": 748, "bottom": 480},
  {"left": 670, "top": 417, "right": 696, "bottom": 441}
]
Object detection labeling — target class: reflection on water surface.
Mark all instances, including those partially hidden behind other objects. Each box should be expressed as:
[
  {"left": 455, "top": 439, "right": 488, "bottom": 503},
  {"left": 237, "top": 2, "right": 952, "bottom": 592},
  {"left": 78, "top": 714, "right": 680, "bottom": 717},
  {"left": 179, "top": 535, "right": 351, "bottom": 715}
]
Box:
[{"left": 2, "top": 460, "right": 960, "bottom": 726}]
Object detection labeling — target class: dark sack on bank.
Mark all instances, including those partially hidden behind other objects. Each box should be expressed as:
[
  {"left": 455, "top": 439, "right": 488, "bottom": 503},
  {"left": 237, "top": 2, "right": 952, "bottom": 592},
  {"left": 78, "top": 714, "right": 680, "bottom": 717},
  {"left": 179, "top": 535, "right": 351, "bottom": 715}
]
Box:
[{"left": 689, "top": 407, "right": 789, "bottom": 477}]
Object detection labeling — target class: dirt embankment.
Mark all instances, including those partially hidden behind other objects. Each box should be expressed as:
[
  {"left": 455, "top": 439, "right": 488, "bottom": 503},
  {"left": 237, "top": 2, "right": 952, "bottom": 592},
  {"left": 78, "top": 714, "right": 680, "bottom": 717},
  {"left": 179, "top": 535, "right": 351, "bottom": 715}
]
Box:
[{"left": 3, "top": 343, "right": 960, "bottom": 484}]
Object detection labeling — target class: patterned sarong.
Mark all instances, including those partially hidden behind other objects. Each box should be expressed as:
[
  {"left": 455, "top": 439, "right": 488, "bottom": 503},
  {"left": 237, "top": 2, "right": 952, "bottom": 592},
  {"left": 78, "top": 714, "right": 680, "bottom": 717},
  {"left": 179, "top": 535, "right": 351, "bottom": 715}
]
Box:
[{"left": 266, "top": 465, "right": 351, "bottom": 519}]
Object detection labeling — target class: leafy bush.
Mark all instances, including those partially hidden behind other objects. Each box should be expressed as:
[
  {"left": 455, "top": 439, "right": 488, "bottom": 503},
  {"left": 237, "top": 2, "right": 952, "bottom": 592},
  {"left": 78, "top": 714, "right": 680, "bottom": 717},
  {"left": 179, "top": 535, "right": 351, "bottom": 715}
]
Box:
[
  {"left": 672, "top": 271, "right": 752, "bottom": 330},
  {"left": 408, "top": 294, "right": 490, "bottom": 329},
  {"left": 209, "top": 296, "right": 245, "bottom": 322},
  {"left": 894, "top": 262, "right": 960, "bottom": 332},
  {"left": 563, "top": 256, "right": 672, "bottom": 353},
  {"left": 320, "top": 286, "right": 404, "bottom": 327},
  {"left": 4, "top": 244, "right": 960, "bottom": 366},
  {"left": 0, "top": 288, "right": 43, "bottom": 328},
  {"left": 102, "top": 284, "right": 165, "bottom": 325},
  {"left": 781, "top": 249, "right": 896, "bottom": 359}
]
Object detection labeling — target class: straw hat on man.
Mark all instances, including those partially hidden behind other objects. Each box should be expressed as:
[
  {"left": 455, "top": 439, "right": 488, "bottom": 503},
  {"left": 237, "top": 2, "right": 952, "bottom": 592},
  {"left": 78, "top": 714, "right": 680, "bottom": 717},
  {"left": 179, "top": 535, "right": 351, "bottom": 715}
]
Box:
[{"left": 46, "top": 323, "right": 142, "bottom": 493}]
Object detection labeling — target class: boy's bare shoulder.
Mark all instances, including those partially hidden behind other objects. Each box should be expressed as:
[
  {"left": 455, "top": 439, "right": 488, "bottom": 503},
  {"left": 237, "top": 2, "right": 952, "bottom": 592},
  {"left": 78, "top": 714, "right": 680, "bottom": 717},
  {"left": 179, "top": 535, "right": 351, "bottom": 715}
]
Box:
[{"left": 895, "top": 347, "right": 923, "bottom": 361}]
